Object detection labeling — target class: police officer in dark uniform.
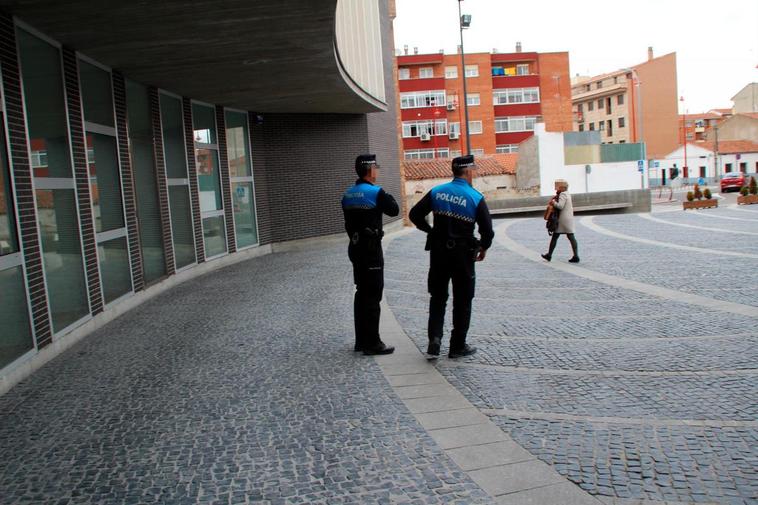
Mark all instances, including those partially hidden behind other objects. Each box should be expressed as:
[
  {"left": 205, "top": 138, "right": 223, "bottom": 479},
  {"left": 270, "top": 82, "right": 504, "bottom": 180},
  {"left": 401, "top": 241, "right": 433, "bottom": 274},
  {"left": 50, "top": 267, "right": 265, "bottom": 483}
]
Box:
[
  {"left": 342, "top": 154, "right": 399, "bottom": 355},
  {"left": 409, "top": 155, "right": 494, "bottom": 358}
]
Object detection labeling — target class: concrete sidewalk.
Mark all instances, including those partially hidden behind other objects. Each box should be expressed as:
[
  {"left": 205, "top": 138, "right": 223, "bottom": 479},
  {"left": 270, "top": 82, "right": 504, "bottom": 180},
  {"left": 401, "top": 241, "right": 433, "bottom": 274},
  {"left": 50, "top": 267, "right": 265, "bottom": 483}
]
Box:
[{"left": 0, "top": 232, "right": 599, "bottom": 505}]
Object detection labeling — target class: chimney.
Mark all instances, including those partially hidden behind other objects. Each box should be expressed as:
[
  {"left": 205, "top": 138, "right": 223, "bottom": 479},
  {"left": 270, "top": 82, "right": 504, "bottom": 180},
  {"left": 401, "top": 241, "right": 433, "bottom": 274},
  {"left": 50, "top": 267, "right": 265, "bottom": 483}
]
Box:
[
  {"left": 413, "top": 46, "right": 418, "bottom": 55},
  {"left": 403, "top": 44, "right": 408, "bottom": 55},
  {"left": 438, "top": 49, "right": 444, "bottom": 54},
  {"left": 457, "top": 45, "right": 462, "bottom": 53},
  {"left": 647, "top": 46, "right": 653, "bottom": 61},
  {"left": 492, "top": 48, "right": 497, "bottom": 54},
  {"left": 516, "top": 41, "right": 522, "bottom": 53}
]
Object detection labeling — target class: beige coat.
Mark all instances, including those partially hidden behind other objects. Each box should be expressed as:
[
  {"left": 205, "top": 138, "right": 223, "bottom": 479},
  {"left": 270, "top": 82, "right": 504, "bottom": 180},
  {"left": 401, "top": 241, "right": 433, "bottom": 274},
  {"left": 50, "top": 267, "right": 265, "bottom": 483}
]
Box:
[{"left": 552, "top": 192, "right": 575, "bottom": 234}]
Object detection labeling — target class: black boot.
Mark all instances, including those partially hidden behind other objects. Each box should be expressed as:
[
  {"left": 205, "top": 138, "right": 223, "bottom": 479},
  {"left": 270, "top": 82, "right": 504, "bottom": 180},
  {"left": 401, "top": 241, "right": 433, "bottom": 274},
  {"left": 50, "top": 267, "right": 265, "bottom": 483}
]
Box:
[
  {"left": 541, "top": 253, "right": 551, "bottom": 262},
  {"left": 363, "top": 341, "right": 395, "bottom": 355},
  {"left": 427, "top": 337, "right": 441, "bottom": 356},
  {"left": 568, "top": 256, "right": 580, "bottom": 263},
  {"left": 449, "top": 344, "right": 477, "bottom": 359}
]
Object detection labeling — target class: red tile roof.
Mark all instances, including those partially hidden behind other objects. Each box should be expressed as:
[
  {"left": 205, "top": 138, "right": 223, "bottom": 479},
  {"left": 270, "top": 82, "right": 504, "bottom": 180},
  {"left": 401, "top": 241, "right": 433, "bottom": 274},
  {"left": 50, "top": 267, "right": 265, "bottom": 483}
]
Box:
[
  {"left": 402, "top": 154, "right": 518, "bottom": 180},
  {"left": 680, "top": 112, "right": 722, "bottom": 121},
  {"left": 740, "top": 112, "right": 758, "bottom": 120},
  {"left": 687, "top": 140, "right": 758, "bottom": 154}
]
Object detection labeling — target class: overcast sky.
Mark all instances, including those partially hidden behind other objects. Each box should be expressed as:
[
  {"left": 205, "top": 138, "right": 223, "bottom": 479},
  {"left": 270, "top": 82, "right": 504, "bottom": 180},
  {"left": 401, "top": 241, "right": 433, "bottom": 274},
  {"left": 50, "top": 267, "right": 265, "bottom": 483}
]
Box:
[{"left": 393, "top": 0, "right": 758, "bottom": 113}]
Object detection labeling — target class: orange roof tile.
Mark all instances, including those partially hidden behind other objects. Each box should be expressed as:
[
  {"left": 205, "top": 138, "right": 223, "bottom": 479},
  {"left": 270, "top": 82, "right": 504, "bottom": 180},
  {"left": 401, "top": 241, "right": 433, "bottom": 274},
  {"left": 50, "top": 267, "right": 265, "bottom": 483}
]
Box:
[
  {"left": 687, "top": 140, "right": 758, "bottom": 154},
  {"left": 402, "top": 154, "right": 518, "bottom": 181}
]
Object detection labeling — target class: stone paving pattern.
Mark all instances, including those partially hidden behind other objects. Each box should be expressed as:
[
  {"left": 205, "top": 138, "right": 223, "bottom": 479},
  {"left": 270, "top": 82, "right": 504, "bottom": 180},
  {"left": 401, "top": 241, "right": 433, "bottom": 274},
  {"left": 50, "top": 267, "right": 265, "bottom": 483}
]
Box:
[
  {"left": 0, "top": 250, "right": 493, "bottom": 504},
  {"left": 385, "top": 206, "right": 758, "bottom": 505}
]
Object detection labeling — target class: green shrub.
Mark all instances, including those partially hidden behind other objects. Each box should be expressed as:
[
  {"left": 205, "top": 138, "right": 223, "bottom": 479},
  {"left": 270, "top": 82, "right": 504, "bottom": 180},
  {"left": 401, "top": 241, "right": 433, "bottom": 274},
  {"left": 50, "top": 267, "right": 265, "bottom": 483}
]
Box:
[
  {"left": 740, "top": 186, "right": 749, "bottom": 196},
  {"left": 686, "top": 191, "right": 694, "bottom": 202},
  {"left": 750, "top": 176, "right": 758, "bottom": 196},
  {"left": 703, "top": 187, "right": 712, "bottom": 200},
  {"left": 693, "top": 183, "right": 703, "bottom": 200}
]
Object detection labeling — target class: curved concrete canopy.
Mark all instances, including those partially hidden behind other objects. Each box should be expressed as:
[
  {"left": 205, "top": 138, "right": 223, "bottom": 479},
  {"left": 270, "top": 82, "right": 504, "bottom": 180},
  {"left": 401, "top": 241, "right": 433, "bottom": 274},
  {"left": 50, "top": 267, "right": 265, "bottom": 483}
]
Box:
[{"left": 2, "top": 0, "right": 387, "bottom": 113}]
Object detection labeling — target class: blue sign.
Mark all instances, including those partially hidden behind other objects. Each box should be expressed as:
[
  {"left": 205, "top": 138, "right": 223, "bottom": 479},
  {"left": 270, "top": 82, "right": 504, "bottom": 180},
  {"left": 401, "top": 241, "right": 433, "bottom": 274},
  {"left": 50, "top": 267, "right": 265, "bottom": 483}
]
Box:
[{"left": 637, "top": 160, "right": 644, "bottom": 172}]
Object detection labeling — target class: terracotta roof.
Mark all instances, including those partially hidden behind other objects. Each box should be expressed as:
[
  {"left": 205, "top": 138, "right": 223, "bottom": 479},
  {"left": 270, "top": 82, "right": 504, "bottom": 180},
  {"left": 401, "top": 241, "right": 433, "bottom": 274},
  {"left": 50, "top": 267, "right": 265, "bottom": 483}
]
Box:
[
  {"left": 686, "top": 140, "right": 758, "bottom": 154},
  {"left": 709, "top": 108, "right": 733, "bottom": 115},
  {"left": 740, "top": 112, "right": 758, "bottom": 119},
  {"left": 402, "top": 154, "right": 518, "bottom": 180},
  {"left": 680, "top": 112, "right": 722, "bottom": 121}
]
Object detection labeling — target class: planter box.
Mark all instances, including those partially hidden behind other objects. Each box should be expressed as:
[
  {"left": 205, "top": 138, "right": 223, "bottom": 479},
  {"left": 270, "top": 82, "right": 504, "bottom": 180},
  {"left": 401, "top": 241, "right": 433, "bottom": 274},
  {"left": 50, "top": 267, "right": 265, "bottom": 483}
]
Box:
[
  {"left": 737, "top": 194, "right": 758, "bottom": 205},
  {"left": 683, "top": 199, "right": 718, "bottom": 210}
]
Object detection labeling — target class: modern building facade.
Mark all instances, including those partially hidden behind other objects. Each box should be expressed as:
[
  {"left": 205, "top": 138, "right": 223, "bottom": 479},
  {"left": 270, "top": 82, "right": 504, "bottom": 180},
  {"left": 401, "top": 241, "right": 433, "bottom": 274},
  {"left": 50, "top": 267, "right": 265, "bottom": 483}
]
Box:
[
  {"left": 571, "top": 49, "right": 679, "bottom": 160},
  {"left": 395, "top": 47, "right": 572, "bottom": 160},
  {"left": 0, "top": 0, "right": 401, "bottom": 392}
]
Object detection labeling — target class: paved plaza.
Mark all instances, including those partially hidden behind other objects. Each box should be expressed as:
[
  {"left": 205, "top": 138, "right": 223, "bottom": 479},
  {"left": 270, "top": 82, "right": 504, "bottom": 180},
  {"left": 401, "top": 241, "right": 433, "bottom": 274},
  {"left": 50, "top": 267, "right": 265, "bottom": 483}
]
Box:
[{"left": 1, "top": 203, "right": 757, "bottom": 504}]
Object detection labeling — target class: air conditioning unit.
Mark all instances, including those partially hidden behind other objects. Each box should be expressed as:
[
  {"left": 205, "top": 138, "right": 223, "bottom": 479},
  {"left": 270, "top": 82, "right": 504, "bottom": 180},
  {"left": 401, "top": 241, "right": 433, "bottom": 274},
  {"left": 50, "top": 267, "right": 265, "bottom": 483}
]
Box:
[
  {"left": 420, "top": 133, "right": 431, "bottom": 141},
  {"left": 446, "top": 103, "right": 456, "bottom": 111},
  {"left": 449, "top": 132, "right": 459, "bottom": 140}
]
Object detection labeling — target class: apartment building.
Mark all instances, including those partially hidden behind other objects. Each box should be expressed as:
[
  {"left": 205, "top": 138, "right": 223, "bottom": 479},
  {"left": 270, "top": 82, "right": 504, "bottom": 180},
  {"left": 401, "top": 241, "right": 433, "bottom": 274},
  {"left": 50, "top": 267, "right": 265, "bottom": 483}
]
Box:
[
  {"left": 571, "top": 49, "right": 678, "bottom": 159},
  {"left": 396, "top": 47, "right": 572, "bottom": 160},
  {"left": 678, "top": 111, "right": 729, "bottom": 143}
]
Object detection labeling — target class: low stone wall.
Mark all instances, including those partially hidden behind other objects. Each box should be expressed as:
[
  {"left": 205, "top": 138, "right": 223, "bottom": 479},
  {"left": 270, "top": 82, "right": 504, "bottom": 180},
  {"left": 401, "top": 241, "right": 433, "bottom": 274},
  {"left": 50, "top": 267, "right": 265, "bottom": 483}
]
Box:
[{"left": 488, "top": 188, "right": 652, "bottom": 215}]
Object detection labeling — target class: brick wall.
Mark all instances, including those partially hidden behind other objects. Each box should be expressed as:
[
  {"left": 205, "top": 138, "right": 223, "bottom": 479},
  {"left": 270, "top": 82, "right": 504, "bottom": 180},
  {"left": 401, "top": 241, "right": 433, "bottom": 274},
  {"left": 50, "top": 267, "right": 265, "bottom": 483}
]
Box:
[
  {"left": 113, "top": 71, "right": 144, "bottom": 292},
  {"left": 62, "top": 48, "right": 103, "bottom": 315},
  {"left": 182, "top": 97, "right": 204, "bottom": 263},
  {"left": 149, "top": 87, "right": 176, "bottom": 275},
  {"left": 537, "top": 52, "right": 573, "bottom": 133}
]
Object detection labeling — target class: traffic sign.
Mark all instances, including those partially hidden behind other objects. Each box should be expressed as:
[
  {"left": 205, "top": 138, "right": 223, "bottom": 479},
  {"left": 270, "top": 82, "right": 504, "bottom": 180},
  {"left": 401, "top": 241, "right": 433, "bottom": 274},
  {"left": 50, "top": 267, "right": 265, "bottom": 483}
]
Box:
[{"left": 637, "top": 160, "right": 644, "bottom": 172}]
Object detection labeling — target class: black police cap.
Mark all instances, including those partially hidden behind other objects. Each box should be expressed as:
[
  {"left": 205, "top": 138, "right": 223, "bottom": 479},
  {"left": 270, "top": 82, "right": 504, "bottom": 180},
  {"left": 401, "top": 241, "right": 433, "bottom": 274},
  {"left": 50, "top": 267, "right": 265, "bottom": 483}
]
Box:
[
  {"left": 452, "top": 155, "right": 475, "bottom": 171},
  {"left": 355, "top": 154, "right": 377, "bottom": 172}
]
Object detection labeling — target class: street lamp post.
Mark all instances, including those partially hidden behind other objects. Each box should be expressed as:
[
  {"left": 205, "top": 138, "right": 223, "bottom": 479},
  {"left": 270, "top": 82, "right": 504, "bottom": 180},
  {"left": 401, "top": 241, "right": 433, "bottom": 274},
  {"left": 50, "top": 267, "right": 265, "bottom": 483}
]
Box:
[
  {"left": 623, "top": 68, "right": 645, "bottom": 188},
  {"left": 680, "top": 96, "right": 688, "bottom": 180},
  {"left": 458, "top": 0, "right": 471, "bottom": 156}
]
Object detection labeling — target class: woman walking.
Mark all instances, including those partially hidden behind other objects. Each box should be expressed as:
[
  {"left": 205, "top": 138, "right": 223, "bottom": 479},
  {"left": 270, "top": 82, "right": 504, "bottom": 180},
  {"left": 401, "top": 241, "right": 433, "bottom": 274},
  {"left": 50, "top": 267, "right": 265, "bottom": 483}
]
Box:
[{"left": 542, "top": 179, "right": 579, "bottom": 263}]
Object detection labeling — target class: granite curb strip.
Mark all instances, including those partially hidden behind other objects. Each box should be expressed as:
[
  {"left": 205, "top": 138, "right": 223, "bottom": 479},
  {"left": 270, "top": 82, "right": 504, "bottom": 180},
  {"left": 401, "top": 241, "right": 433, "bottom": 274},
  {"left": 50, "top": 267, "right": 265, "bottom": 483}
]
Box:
[{"left": 372, "top": 298, "right": 603, "bottom": 505}]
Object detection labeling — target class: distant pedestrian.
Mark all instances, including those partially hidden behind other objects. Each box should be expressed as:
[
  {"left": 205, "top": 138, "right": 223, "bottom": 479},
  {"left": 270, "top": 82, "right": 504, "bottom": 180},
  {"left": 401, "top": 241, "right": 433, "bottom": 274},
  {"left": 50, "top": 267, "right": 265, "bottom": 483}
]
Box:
[
  {"left": 341, "top": 154, "right": 399, "bottom": 355},
  {"left": 409, "top": 155, "right": 494, "bottom": 359},
  {"left": 541, "top": 179, "right": 579, "bottom": 263}
]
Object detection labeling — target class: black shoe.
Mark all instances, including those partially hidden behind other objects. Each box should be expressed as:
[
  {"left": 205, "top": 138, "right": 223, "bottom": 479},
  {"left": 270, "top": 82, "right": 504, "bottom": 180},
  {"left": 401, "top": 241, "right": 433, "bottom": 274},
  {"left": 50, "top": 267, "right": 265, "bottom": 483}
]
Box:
[
  {"left": 541, "top": 254, "right": 551, "bottom": 262},
  {"left": 449, "top": 344, "right": 477, "bottom": 359},
  {"left": 427, "top": 338, "right": 441, "bottom": 356},
  {"left": 353, "top": 343, "right": 363, "bottom": 352},
  {"left": 568, "top": 256, "right": 580, "bottom": 263},
  {"left": 363, "top": 342, "right": 395, "bottom": 355}
]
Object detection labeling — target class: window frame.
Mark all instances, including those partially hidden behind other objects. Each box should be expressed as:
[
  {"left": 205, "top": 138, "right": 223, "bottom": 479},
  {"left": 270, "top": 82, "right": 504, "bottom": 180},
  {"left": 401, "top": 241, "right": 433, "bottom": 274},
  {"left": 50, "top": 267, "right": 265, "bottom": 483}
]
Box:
[
  {"left": 444, "top": 66, "right": 458, "bottom": 79},
  {"left": 468, "top": 120, "right": 483, "bottom": 134},
  {"left": 464, "top": 65, "right": 479, "bottom": 77},
  {"left": 224, "top": 107, "right": 260, "bottom": 251},
  {"left": 77, "top": 54, "right": 134, "bottom": 299},
  {"left": 191, "top": 99, "right": 227, "bottom": 260},
  {"left": 398, "top": 67, "right": 410, "bottom": 80},
  {"left": 418, "top": 67, "right": 434, "bottom": 79}
]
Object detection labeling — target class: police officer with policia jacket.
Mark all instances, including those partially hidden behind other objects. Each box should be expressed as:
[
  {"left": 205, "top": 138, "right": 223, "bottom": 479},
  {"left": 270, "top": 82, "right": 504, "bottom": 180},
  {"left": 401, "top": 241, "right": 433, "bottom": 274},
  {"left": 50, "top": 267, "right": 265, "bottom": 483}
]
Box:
[
  {"left": 342, "top": 154, "right": 399, "bottom": 355},
  {"left": 409, "top": 155, "right": 494, "bottom": 358}
]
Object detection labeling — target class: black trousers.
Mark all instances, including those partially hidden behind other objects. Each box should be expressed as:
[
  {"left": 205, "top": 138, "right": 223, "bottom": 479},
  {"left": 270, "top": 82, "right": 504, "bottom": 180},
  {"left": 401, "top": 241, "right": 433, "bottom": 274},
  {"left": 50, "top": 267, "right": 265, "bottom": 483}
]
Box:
[
  {"left": 427, "top": 245, "right": 476, "bottom": 351},
  {"left": 547, "top": 233, "right": 578, "bottom": 257},
  {"left": 349, "top": 244, "right": 383, "bottom": 349}
]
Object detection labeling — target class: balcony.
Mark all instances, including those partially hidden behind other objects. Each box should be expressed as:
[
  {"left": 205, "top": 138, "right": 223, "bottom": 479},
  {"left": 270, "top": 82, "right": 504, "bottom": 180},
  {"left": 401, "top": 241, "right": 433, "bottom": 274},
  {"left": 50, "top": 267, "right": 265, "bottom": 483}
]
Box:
[
  {"left": 492, "top": 75, "right": 540, "bottom": 88},
  {"left": 398, "top": 77, "right": 446, "bottom": 93}
]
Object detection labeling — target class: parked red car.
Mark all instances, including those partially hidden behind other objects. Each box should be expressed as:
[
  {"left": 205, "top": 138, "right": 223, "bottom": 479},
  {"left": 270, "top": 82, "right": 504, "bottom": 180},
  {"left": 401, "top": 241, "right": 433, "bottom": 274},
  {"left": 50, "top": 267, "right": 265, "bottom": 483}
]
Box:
[{"left": 720, "top": 172, "right": 746, "bottom": 192}]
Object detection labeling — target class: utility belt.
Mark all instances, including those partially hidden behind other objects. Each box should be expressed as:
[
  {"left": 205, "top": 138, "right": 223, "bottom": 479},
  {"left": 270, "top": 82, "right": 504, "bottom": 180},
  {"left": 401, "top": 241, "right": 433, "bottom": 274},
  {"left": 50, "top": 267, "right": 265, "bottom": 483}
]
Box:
[
  {"left": 351, "top": 227, "right": 384, "bottom": 246},
  {"left": 427, "top": 235, "right": 479, "bottom": 251}
]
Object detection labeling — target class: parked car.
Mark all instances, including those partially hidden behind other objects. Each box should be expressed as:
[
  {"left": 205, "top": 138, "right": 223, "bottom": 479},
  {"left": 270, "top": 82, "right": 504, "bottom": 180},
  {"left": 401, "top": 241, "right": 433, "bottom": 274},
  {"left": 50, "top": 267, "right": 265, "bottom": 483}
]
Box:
[{"left": 720, "top": 172, "right": 746, "bottom": 192}]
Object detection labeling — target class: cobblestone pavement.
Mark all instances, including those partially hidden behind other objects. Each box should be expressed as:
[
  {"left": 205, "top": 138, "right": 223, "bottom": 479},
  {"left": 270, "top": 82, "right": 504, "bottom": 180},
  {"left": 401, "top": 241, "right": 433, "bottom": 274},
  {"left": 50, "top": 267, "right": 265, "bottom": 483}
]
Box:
[
  {"left": 0, "top": 247, "right": 493, "bottom": 504},
  {"left": 384, "top": 206, "right": 758, "bottom": 505}
]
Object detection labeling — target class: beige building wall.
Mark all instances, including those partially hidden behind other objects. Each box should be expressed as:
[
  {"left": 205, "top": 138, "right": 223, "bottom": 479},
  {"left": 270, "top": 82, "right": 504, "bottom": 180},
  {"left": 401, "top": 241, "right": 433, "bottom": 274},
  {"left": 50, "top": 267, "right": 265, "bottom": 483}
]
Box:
[
  {"left": 335, "top": 0, "right": 386, "bottom": 103},
  {"left": 732, "top": 83, "right": 758, "bottom": 113},
  {"left": 634, "top": 52, "right": 678, "bottom": 159},
  {"left": 571, "top": 51, "right": 679, "bottom": 160},
  {"left": 708, "top": 115, "right": 758, "bottom": 142}
]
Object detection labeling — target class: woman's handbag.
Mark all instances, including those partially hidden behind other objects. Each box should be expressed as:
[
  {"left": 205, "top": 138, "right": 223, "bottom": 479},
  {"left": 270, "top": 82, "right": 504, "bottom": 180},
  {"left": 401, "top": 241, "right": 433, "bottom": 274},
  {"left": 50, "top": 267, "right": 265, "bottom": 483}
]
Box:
[{"left": 544, "top": 203, "right": 560, "bottom": 236}]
